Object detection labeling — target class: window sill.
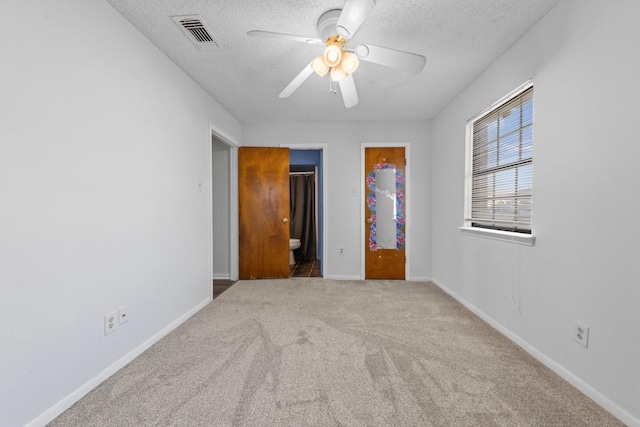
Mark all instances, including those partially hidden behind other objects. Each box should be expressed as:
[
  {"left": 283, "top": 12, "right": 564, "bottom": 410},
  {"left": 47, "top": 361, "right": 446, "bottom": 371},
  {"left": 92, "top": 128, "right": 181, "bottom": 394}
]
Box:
[{"left": 459, "top": 227, "right": 536, "bottom": 246}]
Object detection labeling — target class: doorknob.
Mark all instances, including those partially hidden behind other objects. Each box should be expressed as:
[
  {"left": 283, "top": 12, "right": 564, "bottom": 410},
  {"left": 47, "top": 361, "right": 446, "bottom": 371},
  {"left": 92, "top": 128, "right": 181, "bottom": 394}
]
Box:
[
  {"left": 282, "top": 218, "right": 289, "bottom": 223},
  {"left": 366, "top": 218, "right": 373, "bottom": 224}
]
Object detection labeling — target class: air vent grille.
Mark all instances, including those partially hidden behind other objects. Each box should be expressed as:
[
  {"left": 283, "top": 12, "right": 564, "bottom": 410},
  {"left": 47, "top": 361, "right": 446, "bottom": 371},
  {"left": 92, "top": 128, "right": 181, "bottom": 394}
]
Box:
[{"left": 172, "top": 15, "right": 222, "bottom": 50}]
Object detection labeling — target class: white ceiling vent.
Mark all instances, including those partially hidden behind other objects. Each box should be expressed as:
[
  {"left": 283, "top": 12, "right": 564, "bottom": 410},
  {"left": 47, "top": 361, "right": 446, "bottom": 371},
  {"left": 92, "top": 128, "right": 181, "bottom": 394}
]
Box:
[{"left": 172, "top": 15, "right": 222, "bottom": 50}]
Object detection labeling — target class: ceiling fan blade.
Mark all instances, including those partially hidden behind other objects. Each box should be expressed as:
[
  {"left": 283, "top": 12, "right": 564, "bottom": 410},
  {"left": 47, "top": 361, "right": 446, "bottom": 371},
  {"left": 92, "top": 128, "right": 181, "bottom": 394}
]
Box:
[
  {"left": 279, "top": 64, "right": 315, "bottom": 98},
  {"left": 247, "top": 30, "right": 322, "bottom": 45},
  {"left": 354, "top": 44, "right": 426, "bottom": 73},
  {"left": 336, "top": 0, "right": 376, "bottom": 39},
  {"left": 339, "top": 74, "right": 358, "bottom": 108}
]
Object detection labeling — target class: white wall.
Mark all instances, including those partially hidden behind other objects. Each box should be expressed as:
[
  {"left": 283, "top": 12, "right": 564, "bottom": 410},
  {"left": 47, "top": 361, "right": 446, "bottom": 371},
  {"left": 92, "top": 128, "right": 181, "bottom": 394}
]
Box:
[
  {"left": 0, "top": 1, "right": 241, "bottom": 426},
  {"left": 430, "top": 0, "right": 640, "bottom": 424},
  {"left": 242, "top": 121, "right": 431, "bottom": 281}
]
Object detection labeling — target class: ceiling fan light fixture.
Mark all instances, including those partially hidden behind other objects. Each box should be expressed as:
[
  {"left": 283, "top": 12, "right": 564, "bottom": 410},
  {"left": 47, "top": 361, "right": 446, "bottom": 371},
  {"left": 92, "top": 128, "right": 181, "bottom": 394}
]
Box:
[
  {"left": 330, "top": 64, "right": 347, "bottom": 82},
  {"left": 336, "top": 0, "right": 376, "bottom": 39},
  {"left": 340, "top": 52, "right": 360, "bottom": 74},
  {"left": 311, "top": 56, "right": 330, "bottom": 77},
  {"left": 323, "top": 44, "right": 343, "bottom": 67}
]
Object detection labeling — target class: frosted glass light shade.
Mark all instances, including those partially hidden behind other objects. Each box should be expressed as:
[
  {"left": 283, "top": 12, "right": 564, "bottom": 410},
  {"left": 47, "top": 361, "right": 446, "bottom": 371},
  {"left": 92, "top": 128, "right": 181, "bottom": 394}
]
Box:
[
  {"left": 311, "top": 56, "right": 329, "bottom": 77},
  {"left": 330, "top": 64, "right": 347, "bottom": 82},
  {"left": 340, "top": 52, "right": 359, "bottom": 74},
  {"left": 323, "top": 45, "right": 343, "bottom": 67}
]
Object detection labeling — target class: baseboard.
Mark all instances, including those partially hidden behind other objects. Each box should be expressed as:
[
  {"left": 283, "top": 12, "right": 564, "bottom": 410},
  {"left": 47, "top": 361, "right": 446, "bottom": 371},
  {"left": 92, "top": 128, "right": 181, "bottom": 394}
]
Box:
[
  {"left": 26, "top": 296, "right": 213, "bottom": 427},
  {"left": 325, "top": 274, "right": 361, "bottom": 281},
  {"left": 430, "top": 278, "right": 639, "bottom": 427},
  {"left": 212, "top": 273, "right": 231, "bottom": 280},
  {"left": 325, "top": 275, "right": 432, "bottom": 282}
]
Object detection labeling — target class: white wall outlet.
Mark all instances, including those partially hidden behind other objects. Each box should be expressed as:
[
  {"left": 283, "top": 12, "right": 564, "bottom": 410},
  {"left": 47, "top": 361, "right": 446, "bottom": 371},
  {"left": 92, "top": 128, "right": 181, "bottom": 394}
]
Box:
[
  {"left": 574, "top": 321, "right": 589, "bottom": 348},
  {"left": 338, "top": 247, "right": 345, "bottom": 256},
  {"left": 118, "top": 306, "right": 129, "bottom": 325},
  {"left": 104, "top": 311, "right": 118, "bottom": 335}
]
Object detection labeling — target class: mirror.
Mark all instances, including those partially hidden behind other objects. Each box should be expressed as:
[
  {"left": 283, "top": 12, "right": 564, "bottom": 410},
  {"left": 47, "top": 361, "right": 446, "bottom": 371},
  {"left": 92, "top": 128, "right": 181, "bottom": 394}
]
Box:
[{"left": 374, "top": 167, "right": 397, "bottom": 249}]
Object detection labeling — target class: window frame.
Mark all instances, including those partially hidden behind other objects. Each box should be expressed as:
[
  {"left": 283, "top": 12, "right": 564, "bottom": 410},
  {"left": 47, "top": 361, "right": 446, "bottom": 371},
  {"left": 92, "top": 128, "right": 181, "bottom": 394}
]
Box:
[{"left": 461, "top": 80, "right": 536, "bottom": 246}]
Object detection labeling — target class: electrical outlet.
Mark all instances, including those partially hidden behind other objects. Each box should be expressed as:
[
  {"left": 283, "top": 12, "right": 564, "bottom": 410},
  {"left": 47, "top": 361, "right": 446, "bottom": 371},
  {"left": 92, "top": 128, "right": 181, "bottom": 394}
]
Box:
[
  {"left": 574, "top": 321, "right": 589, "bottom": 348},
  {"left": 118, "top": 306, "right": 128, "bottom": 325},
  {"left": 104, "top": 311, "right": 118, "bottom": 335},
  {"left": 338, "top": 247, "right": 345, "bottom": 256}
]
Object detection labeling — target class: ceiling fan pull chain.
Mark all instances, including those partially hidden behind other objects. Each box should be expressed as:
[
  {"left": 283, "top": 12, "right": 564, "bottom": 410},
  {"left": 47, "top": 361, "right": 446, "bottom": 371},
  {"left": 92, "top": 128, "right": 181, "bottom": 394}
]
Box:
[{"left": 329, "top": 78, "right": 337, "bottom": 95}]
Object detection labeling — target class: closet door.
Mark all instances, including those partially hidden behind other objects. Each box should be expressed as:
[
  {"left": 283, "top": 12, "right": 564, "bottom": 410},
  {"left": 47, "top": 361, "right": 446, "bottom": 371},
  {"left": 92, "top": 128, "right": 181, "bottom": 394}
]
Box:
[
  {"left": 364, "top": 146, "right": 406, "bottom": 280},
  {"left": 238, "top": 147, "right": 290, "bottom": 279}
]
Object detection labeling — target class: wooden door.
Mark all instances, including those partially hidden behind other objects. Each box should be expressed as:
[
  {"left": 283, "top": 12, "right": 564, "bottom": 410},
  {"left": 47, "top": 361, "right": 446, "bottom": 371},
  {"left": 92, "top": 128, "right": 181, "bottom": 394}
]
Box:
[
  {"left": 238, "top": 147, "right": 290, "bottom": 279},
  {"left": 364, "top": 147, "right": 406, "bottom": 280}
]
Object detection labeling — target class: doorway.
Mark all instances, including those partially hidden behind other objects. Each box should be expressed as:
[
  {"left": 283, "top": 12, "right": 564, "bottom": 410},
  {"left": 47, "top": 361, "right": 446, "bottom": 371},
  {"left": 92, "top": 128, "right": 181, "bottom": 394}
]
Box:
[
  {"left": 289, "top": 167, "right": 321, "bottom": 278},
  {"left": 289, "top": 149, "right": 323, "bottom": 277},
  {"left": 209, "top": 125, "right": 239, "bottom": 283},
  {"left": 236, "top": 145, "right": 327, "bottom": 279},
  {"left": 211, "top": 136, "right": 231, "bottom": 280}
]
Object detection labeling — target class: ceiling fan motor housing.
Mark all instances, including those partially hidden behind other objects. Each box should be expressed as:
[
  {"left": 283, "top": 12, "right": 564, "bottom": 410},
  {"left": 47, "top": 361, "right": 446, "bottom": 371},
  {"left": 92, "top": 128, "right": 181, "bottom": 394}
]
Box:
[{"left": 317, "top": 9, "right": 342, "bottom": 42}]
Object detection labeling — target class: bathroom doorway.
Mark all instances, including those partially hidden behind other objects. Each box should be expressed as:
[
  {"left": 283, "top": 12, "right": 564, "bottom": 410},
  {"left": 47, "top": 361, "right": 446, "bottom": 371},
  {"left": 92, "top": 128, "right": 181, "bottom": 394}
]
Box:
[{"left": 289, "top": 149, "right": 323, "bottom": 277}]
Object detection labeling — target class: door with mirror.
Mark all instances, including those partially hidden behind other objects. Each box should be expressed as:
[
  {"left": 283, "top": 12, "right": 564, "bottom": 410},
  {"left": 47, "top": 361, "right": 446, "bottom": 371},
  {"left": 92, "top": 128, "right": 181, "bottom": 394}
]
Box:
[{"left": 364, "top": 146, "right": 406, "bottom": 279}]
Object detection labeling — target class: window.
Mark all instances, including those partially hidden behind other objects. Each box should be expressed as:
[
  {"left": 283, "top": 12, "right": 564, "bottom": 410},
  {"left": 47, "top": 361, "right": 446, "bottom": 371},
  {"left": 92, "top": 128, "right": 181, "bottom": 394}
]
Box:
[{"left": 465, "top": 82, "right": 533, "bottom": 234}]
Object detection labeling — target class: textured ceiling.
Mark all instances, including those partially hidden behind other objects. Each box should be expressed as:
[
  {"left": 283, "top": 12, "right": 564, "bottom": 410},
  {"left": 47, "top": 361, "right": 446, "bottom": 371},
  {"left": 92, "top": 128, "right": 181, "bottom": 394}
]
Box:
[{"left": 105, "top": 0, "right": 561, "bottom": 123}]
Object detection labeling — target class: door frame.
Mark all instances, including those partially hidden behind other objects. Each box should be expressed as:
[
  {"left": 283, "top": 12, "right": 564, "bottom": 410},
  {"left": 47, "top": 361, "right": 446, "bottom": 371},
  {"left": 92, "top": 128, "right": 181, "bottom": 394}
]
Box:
[
  {"left": 208, "top": 123, "right": 239, "bottom": 282},
  {"left": 360, "top": 142, "right": 411, "bottom": 280},
  {"left": 280, "top": 143, "right": 328, "bottom": 278}
]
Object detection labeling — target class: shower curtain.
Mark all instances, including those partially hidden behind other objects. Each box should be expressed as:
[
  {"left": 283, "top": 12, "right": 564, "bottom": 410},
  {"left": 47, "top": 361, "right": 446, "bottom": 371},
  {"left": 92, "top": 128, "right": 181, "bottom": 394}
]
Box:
[{"left": 289, "top": 174, "right": 316, "bottom": 261}]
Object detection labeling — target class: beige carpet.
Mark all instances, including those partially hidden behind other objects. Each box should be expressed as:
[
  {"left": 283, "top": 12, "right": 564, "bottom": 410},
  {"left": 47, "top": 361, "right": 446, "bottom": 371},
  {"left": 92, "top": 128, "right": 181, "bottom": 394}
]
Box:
[{"left": 49, "top": 279, "right": 623, "bottom": 426}]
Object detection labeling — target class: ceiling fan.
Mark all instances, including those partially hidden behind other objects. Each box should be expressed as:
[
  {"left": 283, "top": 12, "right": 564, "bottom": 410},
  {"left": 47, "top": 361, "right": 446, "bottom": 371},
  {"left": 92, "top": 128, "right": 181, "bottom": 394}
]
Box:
[{"left": 247, "top": 0, "right": 426, "bottom": 108}]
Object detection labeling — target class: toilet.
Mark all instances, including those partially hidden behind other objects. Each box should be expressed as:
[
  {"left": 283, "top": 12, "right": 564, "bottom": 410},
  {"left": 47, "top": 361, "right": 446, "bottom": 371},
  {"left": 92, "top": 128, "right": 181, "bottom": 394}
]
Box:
[{"left": 289, "top": 238, "right": 301, "bottom": 265}]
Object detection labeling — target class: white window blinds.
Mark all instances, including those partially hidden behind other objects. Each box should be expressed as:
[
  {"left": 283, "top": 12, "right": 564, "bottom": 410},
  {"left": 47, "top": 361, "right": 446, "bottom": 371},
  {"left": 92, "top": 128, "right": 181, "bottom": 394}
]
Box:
[{"left": 467, "top": 85, "right": 533, "bottom": 233}]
